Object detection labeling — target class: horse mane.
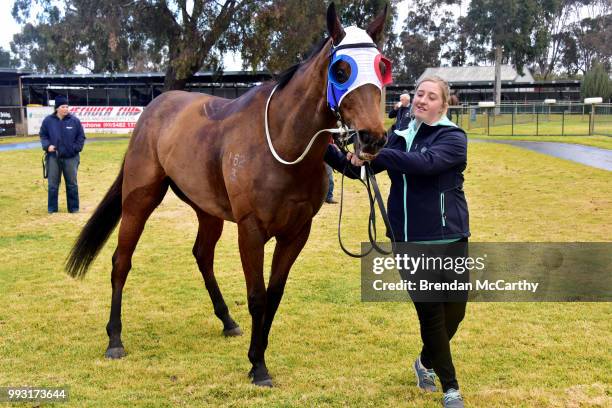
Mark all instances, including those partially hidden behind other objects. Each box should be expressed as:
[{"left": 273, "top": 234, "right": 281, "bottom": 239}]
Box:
[{"left": 275, "top": 37, "right": 330, "bottom": 90}]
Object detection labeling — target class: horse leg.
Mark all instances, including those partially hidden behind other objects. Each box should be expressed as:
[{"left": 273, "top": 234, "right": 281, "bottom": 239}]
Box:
[
  {"left": 192, "top": 210, "right": 242, "bottom": 336},
  {"left": 242, "top": 219, "right": 313, "bottom": 387},
  {"left": 262, "top": 221, "right": 312, "bottom": 356},
  {"left": 105, "top": 180, "right": 169, "bottom": 359},
  {"left": 236, "top": 218, "right": 270, "bottom": 386}
]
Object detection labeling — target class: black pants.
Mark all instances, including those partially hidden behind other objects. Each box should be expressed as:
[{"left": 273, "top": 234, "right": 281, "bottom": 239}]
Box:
[
  {"left": 414, "top": 301, "right": 466, "bottom": 391},
  {"left": 399, "top": 238, "right": 468, "bottom": 392}
]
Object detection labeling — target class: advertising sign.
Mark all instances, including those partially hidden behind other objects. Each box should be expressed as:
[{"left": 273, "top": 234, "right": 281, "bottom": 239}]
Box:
[
  {"left": 27, "top": 106, "right": 143, "bottom": 135},
  {"left": 0, "top": 108, "right": 18, "bottom": 136}
]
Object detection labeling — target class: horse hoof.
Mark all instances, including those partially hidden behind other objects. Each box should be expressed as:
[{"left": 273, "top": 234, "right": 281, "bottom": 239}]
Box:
[
  {"left": 249, "top": 367, "right": 273, "bottom": 386},
  {"left": 252, "top": 377, "right": 273, "bottom": 387},
  {"left": 223, "top": 326, "right": 243, "bottom": 337},
  {"left": 105, "top": 347, "right": 126, "bottom": 359}
]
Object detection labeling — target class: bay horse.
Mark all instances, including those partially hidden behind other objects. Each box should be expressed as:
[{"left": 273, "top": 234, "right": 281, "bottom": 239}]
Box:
[{"left": 66, "top": 3, "right": 388, "bottom": 386}]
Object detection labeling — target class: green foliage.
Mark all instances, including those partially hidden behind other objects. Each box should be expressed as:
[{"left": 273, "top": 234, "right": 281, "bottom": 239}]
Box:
[
  {"left": 10, "top": 0, "right": 248, "bottom": 86},
  {"left": 463, "top": 0, "right": 555, "bottom": 73},
  {"left": 394, "top": 0, "right": 458, "bottom": 82},
  {"left": 0, "top": 47, "right": 20, "bottom": 68},
  {"left": 8, "top": 0, "right": 609, "bottom": 88},
  {"left": 11, "top": 0, "right": 158, "bottom": 74},
  {"left": 562, "top": 13, "right": 612, "bottom": 75},
  {"left": 10, "top": 1, "right": 397, "bottom": 90},
  {"left": 581, "top": 61, "right": 612, "bottom": 101},
  {"left": 236, "top": 0, "right": 398, "bottom": 73}
]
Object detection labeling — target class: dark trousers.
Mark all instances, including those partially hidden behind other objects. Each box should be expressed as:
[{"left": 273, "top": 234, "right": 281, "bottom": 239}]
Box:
[
  {"left": 400, "top": 239, "right": 468, "bottom": 392},
  {"left": 47, "top": 153, "right": 80, "bottom": 213},
  {"left": 325, "top": 163, "right": 334, "bottom": 200},
  {"left": 414, "top": 301, "right": 466, "bottom": 391}
]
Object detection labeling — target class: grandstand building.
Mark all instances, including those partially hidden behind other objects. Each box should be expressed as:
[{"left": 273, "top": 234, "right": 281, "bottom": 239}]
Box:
[{"left": 387, "top": 65, "right": 581, "bottom": 104}]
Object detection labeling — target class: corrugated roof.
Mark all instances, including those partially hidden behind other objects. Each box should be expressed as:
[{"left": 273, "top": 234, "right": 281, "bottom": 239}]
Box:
[
  {"left": 418, "top": 65, "right": 534, "bottom": 84},
  {"left": 0, "top": 68, "right": 33, "bottom": 75},
  {"left": 22, "top": 70, "right": 269, "bottom": 80}
]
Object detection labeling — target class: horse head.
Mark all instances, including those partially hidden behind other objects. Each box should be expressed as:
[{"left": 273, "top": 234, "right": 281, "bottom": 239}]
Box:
[{"left": 326, "top": 3, "right": 390, "bottom": 160}]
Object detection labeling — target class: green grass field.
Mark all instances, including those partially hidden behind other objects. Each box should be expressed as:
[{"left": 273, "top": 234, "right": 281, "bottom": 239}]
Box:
[
  {"left": 383, "top": 117, "right": 612, "bottom": 150},
  {"left": 1, "top": 138, "right": 611, "bottom": 407},
  {"left": 454, "top": 113, "right": 612, "bottom": 138},
  {"left": 0, "top": 132, "right": 129, "bottom": 145}
]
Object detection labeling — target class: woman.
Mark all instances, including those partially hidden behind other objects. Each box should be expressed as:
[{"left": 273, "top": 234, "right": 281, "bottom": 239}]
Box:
[{"left": 325, "top": 76, "right": 469, "bottom": 408}]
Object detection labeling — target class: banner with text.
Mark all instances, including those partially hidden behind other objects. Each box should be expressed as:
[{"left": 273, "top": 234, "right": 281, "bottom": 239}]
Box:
[
  {"left": 0, "top": 108, "right": 19, "bottom": 136},
  {"left": 27, "top": 106, "right": 143, "bottom": 135}
]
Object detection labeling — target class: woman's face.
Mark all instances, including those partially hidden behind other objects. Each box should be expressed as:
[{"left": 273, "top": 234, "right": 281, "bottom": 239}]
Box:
[{"left": 412, "top": 81, "right": 446, "bottom": 124}]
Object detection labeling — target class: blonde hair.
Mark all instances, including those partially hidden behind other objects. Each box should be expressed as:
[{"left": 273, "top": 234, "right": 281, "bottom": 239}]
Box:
[{"left": 415, "top": 75, "right": 451, "bottom": 116}]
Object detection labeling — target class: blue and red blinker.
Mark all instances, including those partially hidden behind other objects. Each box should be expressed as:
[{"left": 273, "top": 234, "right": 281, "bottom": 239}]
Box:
[{"left": 326, "top": 26, "right": 393, "bottom": 112}]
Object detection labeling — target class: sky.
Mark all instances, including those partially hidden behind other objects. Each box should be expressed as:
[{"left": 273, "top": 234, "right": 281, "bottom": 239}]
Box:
[
  {"left": 0, "top": 1, "right": 21, "bottom": 51},
  {"left": 0, "top": 0, "right": 468, "bottom": 70}
]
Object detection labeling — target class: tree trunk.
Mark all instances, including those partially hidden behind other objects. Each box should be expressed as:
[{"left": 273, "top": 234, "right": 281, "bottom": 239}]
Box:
[
  {"left": 163, "top": 64, "right": 190, "bottom": 91},
  {"left": 494, "top": 44, "right": 502, "bottom": 115}
]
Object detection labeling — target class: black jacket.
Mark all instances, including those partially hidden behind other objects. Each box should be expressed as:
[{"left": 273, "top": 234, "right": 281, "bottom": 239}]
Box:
[
  {"left": 40, "top": 113, "right": 86, "bottom": 158},
  {"left": 388, "top": 104, "right": 411, "bottom": 131},
  {"left": 325, "top": 118, "right": 470, "bottom": 242}
]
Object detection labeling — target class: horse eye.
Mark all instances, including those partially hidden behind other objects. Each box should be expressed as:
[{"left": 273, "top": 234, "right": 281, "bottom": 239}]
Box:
[
  {"left": 335, "top": 68, "right": 347, "bottom": 82},
  {"left": 331, "top": 60, "right": 351, "bottom": 84}
]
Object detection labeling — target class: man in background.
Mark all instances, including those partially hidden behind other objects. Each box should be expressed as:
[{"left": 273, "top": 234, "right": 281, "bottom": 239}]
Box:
[
  {"left": 40, "top": 95, "right": 86, "bottom": 213},
  {"left": 389, "top": 93, "right": 412, "bottom": 131}
]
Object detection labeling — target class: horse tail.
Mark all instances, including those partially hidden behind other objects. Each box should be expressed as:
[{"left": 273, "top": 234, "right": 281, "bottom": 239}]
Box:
[{"left": 66, "top": 162, "right": 124, "bottom": 278}]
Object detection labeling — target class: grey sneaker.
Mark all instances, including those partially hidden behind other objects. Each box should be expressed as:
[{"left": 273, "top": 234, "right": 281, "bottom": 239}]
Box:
[
  {"left": 443, "top": 388, "right": 464, "bottom": 408},
  {"left": 413, "top": 357, "right": 437, "bottom": 392}
]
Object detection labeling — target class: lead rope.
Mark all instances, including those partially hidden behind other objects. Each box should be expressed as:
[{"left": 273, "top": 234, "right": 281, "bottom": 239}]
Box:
[
  {"left": 42, "top": 152, "right": 48, "bottom": 192},
  {"left": 265, "top": 83, "right": 395, "bottom": 257},
  {"left": 336, "top": 162, "right": 396, "bottom": 258}
]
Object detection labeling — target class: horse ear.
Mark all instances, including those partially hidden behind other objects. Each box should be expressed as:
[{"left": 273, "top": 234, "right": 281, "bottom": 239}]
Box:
[
  {"left": 327, "top": 2, "right": 345, "bottom": 45},
  {"left": 366, "top": 3, "right": 388, "bottom": 45}
]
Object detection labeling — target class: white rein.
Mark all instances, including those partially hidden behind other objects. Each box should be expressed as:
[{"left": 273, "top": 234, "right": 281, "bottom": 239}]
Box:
[{"left": 264, "top": 84, "right": 353, "bottom": 165}]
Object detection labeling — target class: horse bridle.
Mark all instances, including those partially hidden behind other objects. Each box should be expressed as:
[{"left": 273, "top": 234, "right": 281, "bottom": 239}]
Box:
[{"left": 264, "top": 40, "right": 396, "bottom": 258}]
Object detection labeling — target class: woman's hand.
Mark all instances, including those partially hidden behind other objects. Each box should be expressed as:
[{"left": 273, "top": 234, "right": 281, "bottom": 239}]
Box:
[{"left": 347, "top": 152, "right": 365, "bottom": 166}]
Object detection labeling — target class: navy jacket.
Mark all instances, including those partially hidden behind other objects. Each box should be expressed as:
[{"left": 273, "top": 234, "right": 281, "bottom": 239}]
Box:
[
  {"left": 40, "top": 113, "right": 86, "bottom": 158},
  {"left": 388, "top": 104, "right": 411, "bottom": 131},
  {"left": 325, "top": 118, "right": 470, "bottom": 242}
]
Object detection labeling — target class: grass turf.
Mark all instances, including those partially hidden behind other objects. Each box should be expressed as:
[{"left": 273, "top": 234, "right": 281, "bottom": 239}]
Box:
[
  {"left": 0, "top": 138, "right": 610, "bottom": 407},
  {"left": 384, "top": 117, "right": 612, "bottom": 150}
]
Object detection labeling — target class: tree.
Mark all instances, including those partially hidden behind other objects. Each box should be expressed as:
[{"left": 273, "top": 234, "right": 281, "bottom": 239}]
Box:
[
  {"left": 561, "top": 13, "right": 611, "bottom": 75},
  {"left": 581, "top": 61, "right": 612, "bottom": 101},
  {"left": 135, "top": 0, "right": 257, "bottom": 90},
  {"left": 11, "top": 3, "right": 87, "bottom": 73},
  {"left": 395, "top": 0, "right": 458, "bottom": 82},
  {"left": 527, "top": 0, "right": 611, "bottom": 78},
  {"left": 11, "top": 1, "right": 398, "bottom": 90},
  {"left": 0, "top": 47, "right": 20, "bottom": 68},
  {"left": 443, "top": 20, "right": 469, "bottom": 67},
  {"left": 531, "top": 0, "right": 576, "bottom": 79},
  {"left": 236, "top": 0, "right": 398, "bottom": 73},
  {"left": 11, "top": 0, "right": 155, "bottom": 73},
  {"left": 11, "top": 0, "right": 254, "bottom": 89},
  {"left": 463, "top": 0, "right": 556, "bottom": 107}
]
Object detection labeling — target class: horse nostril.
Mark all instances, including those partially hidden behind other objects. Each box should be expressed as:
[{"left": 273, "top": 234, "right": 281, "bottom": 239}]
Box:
[
  {"left": 358, "top": 131, "right": 387, "bottom": 151},
  {"left": 358, "top": 130, "right": 373, "bottom": 145}
]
